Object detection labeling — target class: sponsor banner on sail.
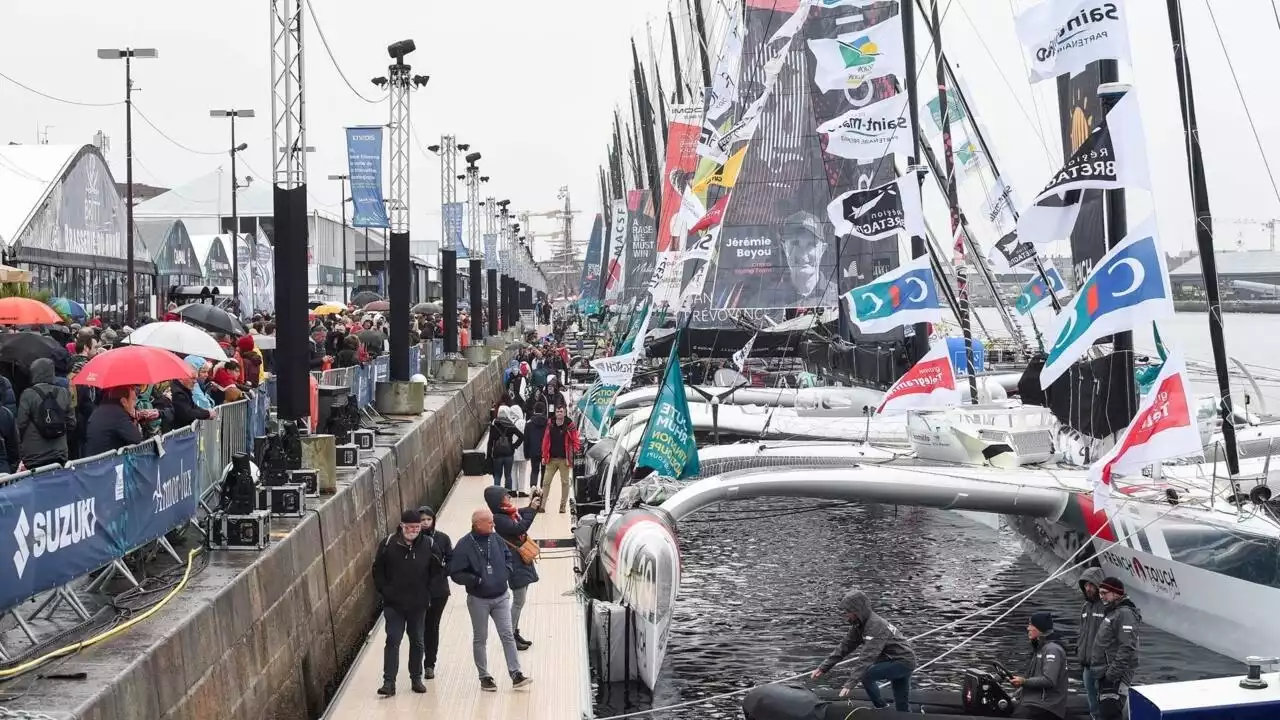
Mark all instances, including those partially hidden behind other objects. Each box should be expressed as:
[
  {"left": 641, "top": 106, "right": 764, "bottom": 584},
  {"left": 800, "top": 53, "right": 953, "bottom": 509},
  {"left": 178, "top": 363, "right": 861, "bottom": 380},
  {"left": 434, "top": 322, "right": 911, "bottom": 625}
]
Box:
[
  {"left": 688, "top": 0, "right": 903, "bottom": 328},
  {"left": 659, "top": 105, "right": 704, "bottom": 253},
  {"left": 578, "top": 214, "right": 605, "bottom": 307},
  {"left": 704, "top": 7, "right": 744, "bottom": 124},
  {"left": 1016, "top": 0, "right": 1131, "bottom": 83},
  {"left": 807, "top": 17, "right": 907, "bottom": 92},
  {"left": 1089, "top": 354, "right": 1200, "bottom": 512},
  {"left": 604, "top": 198, "right": 628, "bottom": 303},
  {"left": 1041, "top": 217, "right": 1173, "bottom": 388},
  {"left": 624, "top": 190, "right": 658, "bottom": 305},
  {"left": 827, "top": 172, "right": 924, "bottom": 241},
  {"left": 1058, "top": 61, "right": 1106, "bottom": 285}
]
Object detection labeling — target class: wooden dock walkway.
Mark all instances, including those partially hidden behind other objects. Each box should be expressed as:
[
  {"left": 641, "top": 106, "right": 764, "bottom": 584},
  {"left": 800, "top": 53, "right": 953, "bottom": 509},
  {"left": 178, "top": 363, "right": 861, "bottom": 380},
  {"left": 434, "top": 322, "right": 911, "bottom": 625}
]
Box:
[{"left": 324, "top": 447, "right": 593, "bottom": 720}]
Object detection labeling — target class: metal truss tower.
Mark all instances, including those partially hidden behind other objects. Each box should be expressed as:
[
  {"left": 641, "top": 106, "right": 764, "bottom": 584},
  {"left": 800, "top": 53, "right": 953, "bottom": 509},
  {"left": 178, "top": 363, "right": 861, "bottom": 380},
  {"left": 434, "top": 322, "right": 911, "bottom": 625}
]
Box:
[{"left": 270, "top": 0, "right": 306, "bottom": 188}]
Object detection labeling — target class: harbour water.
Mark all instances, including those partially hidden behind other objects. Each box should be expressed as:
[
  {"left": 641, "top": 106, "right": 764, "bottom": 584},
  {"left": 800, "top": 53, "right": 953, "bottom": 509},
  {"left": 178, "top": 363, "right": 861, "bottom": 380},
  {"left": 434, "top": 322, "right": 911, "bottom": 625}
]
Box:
[{"left": 593, "top": 500, "right": 1243, "bottom": 719}]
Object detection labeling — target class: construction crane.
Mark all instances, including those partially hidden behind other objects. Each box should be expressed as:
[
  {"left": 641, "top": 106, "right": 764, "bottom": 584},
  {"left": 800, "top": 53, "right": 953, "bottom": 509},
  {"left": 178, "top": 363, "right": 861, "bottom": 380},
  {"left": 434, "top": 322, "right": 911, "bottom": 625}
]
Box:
[{"left": 1214, "top": 217, "right": 1280, "bottom": 251}]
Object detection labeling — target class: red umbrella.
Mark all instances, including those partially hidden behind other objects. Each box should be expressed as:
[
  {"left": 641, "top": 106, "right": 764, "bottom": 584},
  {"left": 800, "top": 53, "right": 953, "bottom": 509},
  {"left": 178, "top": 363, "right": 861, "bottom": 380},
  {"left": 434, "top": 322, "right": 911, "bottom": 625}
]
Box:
[
  {"left": 363, "top": 300, "right": 390, "bottom": 312},
  {"left": 0, "top": 297, "right": 62, "bottom": 326},
  {"left": 72, "top": 346, "right": 195, "bottom": 388}
]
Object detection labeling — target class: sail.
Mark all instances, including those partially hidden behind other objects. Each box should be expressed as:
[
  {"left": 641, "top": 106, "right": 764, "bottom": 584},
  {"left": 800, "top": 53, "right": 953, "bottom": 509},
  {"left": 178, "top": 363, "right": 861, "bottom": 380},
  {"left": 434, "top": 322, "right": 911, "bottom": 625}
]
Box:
[
  {"left": 684, "top": 0, "right": 903, "bottom": 329},
  {"left": 1058, "top": 61, "right": 1108, "bottom": 286},
  {"left": 578, "top": 214, "right": 605, "bottom": 312},
  {"left": 624, "top": 190, "right": 658, "bottom": 306},
  {"left": 603, "top": 198, "right": 628, "bottom": 304}
]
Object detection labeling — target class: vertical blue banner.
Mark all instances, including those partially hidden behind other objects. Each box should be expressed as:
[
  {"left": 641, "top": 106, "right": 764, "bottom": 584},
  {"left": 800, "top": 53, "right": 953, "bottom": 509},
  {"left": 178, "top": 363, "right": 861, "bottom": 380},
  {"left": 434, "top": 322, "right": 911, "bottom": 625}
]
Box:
[
  {"left": 483, "top": 233, "right": 498, "bottom": 271},
  {"left": 578, "top": 214, "right": 604, "bottom": 311},
  {"left": 444, "top": 202, "right": 467, "bottom": 259},
  {"left": 345, "top": 127, "right": 390, "bottom": 228}
]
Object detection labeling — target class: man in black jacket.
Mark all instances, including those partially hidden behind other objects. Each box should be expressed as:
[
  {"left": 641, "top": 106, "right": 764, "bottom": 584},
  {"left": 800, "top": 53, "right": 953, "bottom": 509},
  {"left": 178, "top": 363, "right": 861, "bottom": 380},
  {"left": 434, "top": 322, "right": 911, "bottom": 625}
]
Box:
[
  {"left": 1089, "top": 578, "right": 1142, "bottom": 720},
  {"left": 1076, "top": 567, "right": 1107, "bottom": 719},
  {"left": 372, "top": 509, "right": 437, "bottom": 697},
  {"left": 417, "top": 505, "right": 453, "bottom": 680},
  {"left": 1012, "top": 611, "right": 1069, "bottom": 719},
  {"left": 811, "top": 589, "right": 917, "bottom": 711},
  {"left": 84, "top": 387, "right": 143, "bottom": 457}
]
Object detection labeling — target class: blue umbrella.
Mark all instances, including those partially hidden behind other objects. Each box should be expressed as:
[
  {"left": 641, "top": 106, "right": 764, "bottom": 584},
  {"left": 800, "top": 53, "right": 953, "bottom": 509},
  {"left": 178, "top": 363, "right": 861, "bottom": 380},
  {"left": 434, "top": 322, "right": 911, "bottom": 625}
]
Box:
[{"left": 48, "top": 297, "right": 87, "bottom": 321}]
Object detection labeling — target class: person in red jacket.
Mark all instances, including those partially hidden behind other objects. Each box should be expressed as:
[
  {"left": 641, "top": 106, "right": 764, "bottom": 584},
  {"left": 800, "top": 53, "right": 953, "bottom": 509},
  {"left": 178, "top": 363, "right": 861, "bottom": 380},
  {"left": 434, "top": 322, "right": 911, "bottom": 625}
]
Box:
[{"left": 539, "top": 405, "right": 580, "bottom": 513}]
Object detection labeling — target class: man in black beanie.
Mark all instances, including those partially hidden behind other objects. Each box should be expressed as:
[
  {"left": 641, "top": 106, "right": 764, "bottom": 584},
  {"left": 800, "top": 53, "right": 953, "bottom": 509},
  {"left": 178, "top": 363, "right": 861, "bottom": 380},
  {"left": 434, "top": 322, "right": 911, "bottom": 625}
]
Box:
[
  {"left": 1012, "top": 611, "right": 1068, "bottom": 719},
  {"left": 1089, "top": 577, "right": 1142, "bottom": 720},
  {"left": 418, "top": 505, "right": 453, "bottom": 680},
  {"left": 371, "top": 509, "right": 437, "bottom": 696}
]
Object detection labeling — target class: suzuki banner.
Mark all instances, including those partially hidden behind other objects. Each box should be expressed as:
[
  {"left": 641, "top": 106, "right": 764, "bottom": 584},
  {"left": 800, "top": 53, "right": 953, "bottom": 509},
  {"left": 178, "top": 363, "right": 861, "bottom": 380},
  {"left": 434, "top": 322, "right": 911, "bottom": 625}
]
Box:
[
  {"left": 0, "top": 429, "right": 199, "bottom": 613},
  {"left": 345, "top": 127, "right": 391, "bottom": 228}
]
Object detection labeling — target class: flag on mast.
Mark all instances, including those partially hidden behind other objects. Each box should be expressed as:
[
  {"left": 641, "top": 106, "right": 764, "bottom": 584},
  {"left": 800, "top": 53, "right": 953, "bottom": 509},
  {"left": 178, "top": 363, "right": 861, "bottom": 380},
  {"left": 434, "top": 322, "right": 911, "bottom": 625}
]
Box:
[
  {"left": 1088, "top": 354, "right": 1202, "bottom": 512},
  {"left": 841, "top": 254, "right": 943, "bottom": 334},
  {"left": 876, "top": 343, "right": 962, "bottom": 414}
]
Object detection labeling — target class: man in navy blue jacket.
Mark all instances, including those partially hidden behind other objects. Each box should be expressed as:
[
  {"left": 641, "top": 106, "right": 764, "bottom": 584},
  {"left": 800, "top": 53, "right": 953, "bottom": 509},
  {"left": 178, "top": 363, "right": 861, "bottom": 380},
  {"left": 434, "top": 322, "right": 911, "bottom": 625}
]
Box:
[{"left": 448, "top": 507, "right": 533, "bottom": 692}]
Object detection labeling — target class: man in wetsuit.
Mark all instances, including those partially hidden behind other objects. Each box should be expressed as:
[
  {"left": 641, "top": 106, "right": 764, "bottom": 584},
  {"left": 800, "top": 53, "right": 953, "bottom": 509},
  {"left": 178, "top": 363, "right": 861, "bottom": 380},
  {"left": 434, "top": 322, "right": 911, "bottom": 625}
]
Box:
[{"left": 810, "top": 589, "right": 917, "bottom": 712}]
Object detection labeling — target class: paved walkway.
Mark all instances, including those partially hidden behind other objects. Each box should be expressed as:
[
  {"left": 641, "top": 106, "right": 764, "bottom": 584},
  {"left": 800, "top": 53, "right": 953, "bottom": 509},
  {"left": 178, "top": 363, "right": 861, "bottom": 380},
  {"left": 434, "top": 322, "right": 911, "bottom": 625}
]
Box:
[{"left": 324, "top": 451, "right": 590, "bottom": 719}]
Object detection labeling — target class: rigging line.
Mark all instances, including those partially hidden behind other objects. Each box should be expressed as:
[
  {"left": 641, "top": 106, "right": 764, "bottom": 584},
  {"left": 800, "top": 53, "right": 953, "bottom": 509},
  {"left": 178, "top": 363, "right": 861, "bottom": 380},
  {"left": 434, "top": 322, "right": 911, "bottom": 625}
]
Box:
[
  {"left": 0, "top": 69, "right": 123, "bottom": 107},
  {"left": 1274, "top": 0, "right": 1280, "bottom": 37},
  {"left": 132, "top": 106, "right": 224, "bottom": 156},
  {"left": 303, "top": 0, "right": 388, "bottom": 105},
  {"left": 1204, "top": 0, "right": 1280, "bottom": 213},
  {"left": 953, "top": 0, "right": 1058, "bottom": 168}
]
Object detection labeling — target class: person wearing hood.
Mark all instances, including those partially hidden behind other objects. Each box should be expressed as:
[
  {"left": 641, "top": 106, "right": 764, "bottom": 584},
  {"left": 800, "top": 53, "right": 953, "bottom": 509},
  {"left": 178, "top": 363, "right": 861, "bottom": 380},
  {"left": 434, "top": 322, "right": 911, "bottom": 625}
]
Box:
[
  {"left": 170, "top": 366, "right": 215, "bottom": 430},
  {"left": 372, "top": 509, "right": 437, "bottom": 697},
  {"left": 538, "top": 374, "right": 567, "bottom": 412},
  {"left": 1076, "top": 567, "right": 1107, "bottom": 718},
  {"left": 236, "top": 335, "right": 264, "bottom": 387},
  {"left": 1012, "top": 612, "right": 1069, "bottom": 719},
  {"left": 15, "top": 357, "right": 74, "bottom": 469},
  {"left": 507, "top": 405, "right": 531, "bottom": 497},
  {"left": 83, "top": 386, "right": 143, "bottom": 457},
  {"left": 488, "top": 406, "right": 524, "bottom": 492},
  {"left": 811, "top": 589, "right": 916, "bottom": 712},
  {"left": 448, "top": 507, "right": 532, "bottom": 692},
  {"left": 523, "top": 402, "right": 548, "bottom": 499},
  {"left": 416, "top": 505, "right": 453, "bottom": 680},
  {"left": 507, "top": 362, "right": 533, "bottom": 413},
  {"left": 1089, "top": 578, "right": 1141, "bottom": 720},
  {"left": 183, "top": 356, "right": 216, "bottom": 410},
  {"left": 484, "top": 485, "right": 544, "bottom": 651}
]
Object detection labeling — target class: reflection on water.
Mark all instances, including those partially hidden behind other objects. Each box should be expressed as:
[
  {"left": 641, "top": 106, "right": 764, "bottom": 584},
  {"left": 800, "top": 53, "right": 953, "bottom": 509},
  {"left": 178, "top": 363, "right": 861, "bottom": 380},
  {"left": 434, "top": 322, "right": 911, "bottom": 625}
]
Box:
[{"left": 594, "top": 500, "right": 1241, "bottom": 719}]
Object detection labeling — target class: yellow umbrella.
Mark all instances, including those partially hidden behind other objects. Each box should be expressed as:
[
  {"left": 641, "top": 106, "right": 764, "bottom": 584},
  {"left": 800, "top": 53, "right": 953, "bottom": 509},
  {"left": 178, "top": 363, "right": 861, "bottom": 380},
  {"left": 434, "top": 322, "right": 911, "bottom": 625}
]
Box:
[{"left": 313, "top": 303, "right": 346, "bottom": 316}]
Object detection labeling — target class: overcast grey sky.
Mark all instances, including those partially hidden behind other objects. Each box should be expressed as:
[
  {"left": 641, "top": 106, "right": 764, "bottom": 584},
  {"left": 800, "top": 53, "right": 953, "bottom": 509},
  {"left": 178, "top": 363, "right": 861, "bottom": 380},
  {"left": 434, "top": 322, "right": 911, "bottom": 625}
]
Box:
[{"left": 3, "top": 0, "right": 1279, "bottom": 262}]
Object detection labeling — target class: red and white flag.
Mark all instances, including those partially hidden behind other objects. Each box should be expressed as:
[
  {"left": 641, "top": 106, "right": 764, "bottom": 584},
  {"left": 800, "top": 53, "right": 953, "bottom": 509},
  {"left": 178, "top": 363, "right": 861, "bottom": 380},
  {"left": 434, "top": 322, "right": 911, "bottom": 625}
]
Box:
[
  {"left": 1088, "top": 354, "right": 1202, "bottom": 513},
  {"left": 876, "top": 343, "right": 962, "bottom": 414}
]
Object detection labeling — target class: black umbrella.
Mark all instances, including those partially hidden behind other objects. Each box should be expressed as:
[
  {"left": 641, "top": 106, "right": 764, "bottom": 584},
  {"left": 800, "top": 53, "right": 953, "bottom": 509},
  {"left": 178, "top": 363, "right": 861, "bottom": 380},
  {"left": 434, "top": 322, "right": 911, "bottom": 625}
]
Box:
[
  {"left": 351, "top": 291, "right": 383, "bottom": 306},
  {"left": 411, "top": 302, "right": 442, "bottom": 314},
  {"left": 0, "top": 332, "right": 70, "bottom": 368},
  {"left": 175, "top": 304, "right": 248, "bottom": 336}
]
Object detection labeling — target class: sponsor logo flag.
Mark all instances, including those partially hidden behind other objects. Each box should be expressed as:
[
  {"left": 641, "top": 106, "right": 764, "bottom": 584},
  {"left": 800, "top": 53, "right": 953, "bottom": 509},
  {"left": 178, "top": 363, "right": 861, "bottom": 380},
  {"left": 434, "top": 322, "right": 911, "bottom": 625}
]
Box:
[
  {"left": 1015, "top": 263, "right": 1069, "bottom": 315},
  {"left": 1040, "top": 217, "right": 1173, "bottom": 388},
  {"left": 827, "top": 172, "right": 925, "bottom": 241},
  {"left": 1016, "top": 0, "right": 1132, "bottom": 83},
  {"left": 692, "top": 145, "right": 748, "bottom": 195},
  {"left": 617, "top": 296, "right": 653, "bottom": 355},
  {"left": 842, "top": 254, "right": 943, "bottom": 334},
  {"left": 345, "top": 127, "right": 390, "bottom": 228},
  {"left": 1027, "top": 92, "right": 1146, "bottom": 209},
  {"left": 732, "top": 333, "right": 757, "bottom": 372},
  {"left": 604, "top": 198, "right": 628, "bottom": 302},
  {"left": 876, "top": 343, "right": 962, "bottom": 414},
  {"left": 989, "top": 231, "right": 1038, "bottom": 272},
  {"left": 579, "top": 352, "right": 641, "bottom": 441},
  {"left": 807, "top": 17, "right": 907, "bottom": 92},
  {"left": 818, "top": 92, "right": 913, "bottom": 161},
  {"left": 636, "top": 342, "right": 701, "bottom": 480},
  {"left": 690, "top": 195, "right": 730, "bottom": 238},
  {"left": 1088, "top": 354, "right": 1201, "bottom": 512},
  {"left": 1017, "top": 189, "right": 1084, "bottom": 247}
]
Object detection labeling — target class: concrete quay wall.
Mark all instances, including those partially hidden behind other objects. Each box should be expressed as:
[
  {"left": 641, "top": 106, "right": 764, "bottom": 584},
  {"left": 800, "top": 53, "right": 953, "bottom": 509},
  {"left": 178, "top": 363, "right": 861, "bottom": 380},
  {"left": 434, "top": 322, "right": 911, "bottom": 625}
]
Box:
[{"left": 13, "top": 353, "right": 508, "bottom": 720}]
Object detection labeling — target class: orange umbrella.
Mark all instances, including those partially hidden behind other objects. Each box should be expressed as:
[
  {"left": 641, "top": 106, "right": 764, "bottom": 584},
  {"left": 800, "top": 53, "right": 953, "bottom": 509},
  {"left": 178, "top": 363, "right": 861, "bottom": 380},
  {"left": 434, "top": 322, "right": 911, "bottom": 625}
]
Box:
[
  {"left": 0, "top": 297, "right": 62, "bottom": 326},
  {"left": 72, "top": 346, "right": 195, "bottom": 388}
]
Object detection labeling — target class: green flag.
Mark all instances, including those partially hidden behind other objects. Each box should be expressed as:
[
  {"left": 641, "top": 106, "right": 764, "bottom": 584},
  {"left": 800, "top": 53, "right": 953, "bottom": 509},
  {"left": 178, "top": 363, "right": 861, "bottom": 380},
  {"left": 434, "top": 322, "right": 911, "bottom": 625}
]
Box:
[
  {"left": 636, "top": 342, "right": 700, "bottom": 479},
  {"left": 617, "top": 296, "right": 652, "bottom": 355}
]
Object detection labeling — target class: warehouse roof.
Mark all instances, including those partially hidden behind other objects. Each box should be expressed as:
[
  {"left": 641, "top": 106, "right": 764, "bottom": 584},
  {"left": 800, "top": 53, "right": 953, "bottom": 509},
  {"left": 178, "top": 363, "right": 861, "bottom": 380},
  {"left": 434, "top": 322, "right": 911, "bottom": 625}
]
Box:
[{"left": 1169, "top": 251, "right": 1280, "bottom": 277}]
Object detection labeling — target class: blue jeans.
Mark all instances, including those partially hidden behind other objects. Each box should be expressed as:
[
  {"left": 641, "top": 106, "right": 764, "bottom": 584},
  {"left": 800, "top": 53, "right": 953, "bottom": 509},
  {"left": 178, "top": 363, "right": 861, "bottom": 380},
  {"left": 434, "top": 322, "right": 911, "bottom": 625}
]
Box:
[
  {"left": 862, "top": 660, "right": 912, "bottom": 712},
  {"left": 1082, "top": 666, "right": 1101, "bottom": 719},
  {"left": 492, "top": 455, "right": 515, "bottom": 490}
]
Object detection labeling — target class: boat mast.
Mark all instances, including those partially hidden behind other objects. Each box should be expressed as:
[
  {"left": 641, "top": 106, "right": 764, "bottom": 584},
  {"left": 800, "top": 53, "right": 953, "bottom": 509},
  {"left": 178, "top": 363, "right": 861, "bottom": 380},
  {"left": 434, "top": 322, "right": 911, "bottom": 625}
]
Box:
[
  {"left": 669, "top": 11, "right": 686, "bottom": 105},
  {"left": 1097, "top": 63, "right": 1137, "bottom": 422},
  {"left": 900, "top": 0, "right": 930, "bottom": 363},
  {"left": 632, "top": 38, "right": 664, "bottom": 222},
  {"left": 1165, "top": 0, "right": 1239, "bottom": 474},
  {"left": 691, "top": 0, "right": 712, "bottom": 89},
  {"left": 929, "top": 0, "right": 978, "bottom": 403}
]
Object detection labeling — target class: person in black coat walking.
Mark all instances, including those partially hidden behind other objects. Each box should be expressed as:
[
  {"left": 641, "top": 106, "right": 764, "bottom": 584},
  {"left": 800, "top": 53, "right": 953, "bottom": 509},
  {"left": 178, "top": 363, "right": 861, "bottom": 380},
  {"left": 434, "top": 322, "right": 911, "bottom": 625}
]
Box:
[
  {"left": 0, "top": 404, "right": 19, "bottom": 474},
  {"left": 372, "top": 509, "right": 438, "bottom": 697},
  {"left": 523, "top": 402, "right": 548, "bottom": 493},
  {"left": 417, "top": 505, "right": 453, "bottom": 680}
]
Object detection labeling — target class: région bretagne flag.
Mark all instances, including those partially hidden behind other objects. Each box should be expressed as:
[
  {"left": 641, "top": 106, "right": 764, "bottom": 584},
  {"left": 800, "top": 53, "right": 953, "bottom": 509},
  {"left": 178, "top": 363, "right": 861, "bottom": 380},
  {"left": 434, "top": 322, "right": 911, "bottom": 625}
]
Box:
[{"left": 1088, "top": 355, "right": 1202, "bottom": 512}]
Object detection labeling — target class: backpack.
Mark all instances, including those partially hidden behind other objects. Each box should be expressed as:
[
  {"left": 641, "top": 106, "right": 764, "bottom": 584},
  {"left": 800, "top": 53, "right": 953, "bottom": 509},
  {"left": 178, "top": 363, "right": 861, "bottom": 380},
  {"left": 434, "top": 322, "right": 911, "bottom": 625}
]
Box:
[
  {"left": 492, "top": 425, "right": 513, "bottom": 457},
  {"left": 31, "top": 386, "right": 68, "bottom": 440}
]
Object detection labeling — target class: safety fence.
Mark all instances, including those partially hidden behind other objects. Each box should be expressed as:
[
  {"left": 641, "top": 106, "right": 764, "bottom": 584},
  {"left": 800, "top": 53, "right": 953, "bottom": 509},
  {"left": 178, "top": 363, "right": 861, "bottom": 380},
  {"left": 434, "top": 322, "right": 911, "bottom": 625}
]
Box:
[{"left": 314, "top": 348, "right": 418, "bottom": 407}]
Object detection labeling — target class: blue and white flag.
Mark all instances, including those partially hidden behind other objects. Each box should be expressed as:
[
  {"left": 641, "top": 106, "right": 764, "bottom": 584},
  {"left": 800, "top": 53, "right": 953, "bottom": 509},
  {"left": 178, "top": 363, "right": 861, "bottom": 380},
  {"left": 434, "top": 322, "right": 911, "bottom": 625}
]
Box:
[
  {"left": 1040, "top": 216, "right": 1173, "bottom": 388},
  {"left": 483, "top": 233, "right": 497, "bottom": 271},
  {"left": 345, "top": 127, "right": 389, "bottom": 228},
  {"left": 841, "top": 254, "right": 943, "bottom": 334},
  {"left": 444, "top": 202, "right": 466, "bottom": 259},
  {"left": 1015, "top": 264, "right": 1069, "bottom": 315}
]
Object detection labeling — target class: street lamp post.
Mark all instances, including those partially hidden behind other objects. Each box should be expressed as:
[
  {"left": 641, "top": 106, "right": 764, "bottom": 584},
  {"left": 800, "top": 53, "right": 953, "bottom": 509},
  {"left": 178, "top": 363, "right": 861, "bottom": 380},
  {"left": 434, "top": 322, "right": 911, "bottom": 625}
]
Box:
[
  {"left": 211, "top": 109, "right": 255, "bottom": 305},
  {"left": 328, "top": 174, "right": 350, "bottom": 304},
  {"left": 98, "top": 47, "right": 156, "bottom": 325}
]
